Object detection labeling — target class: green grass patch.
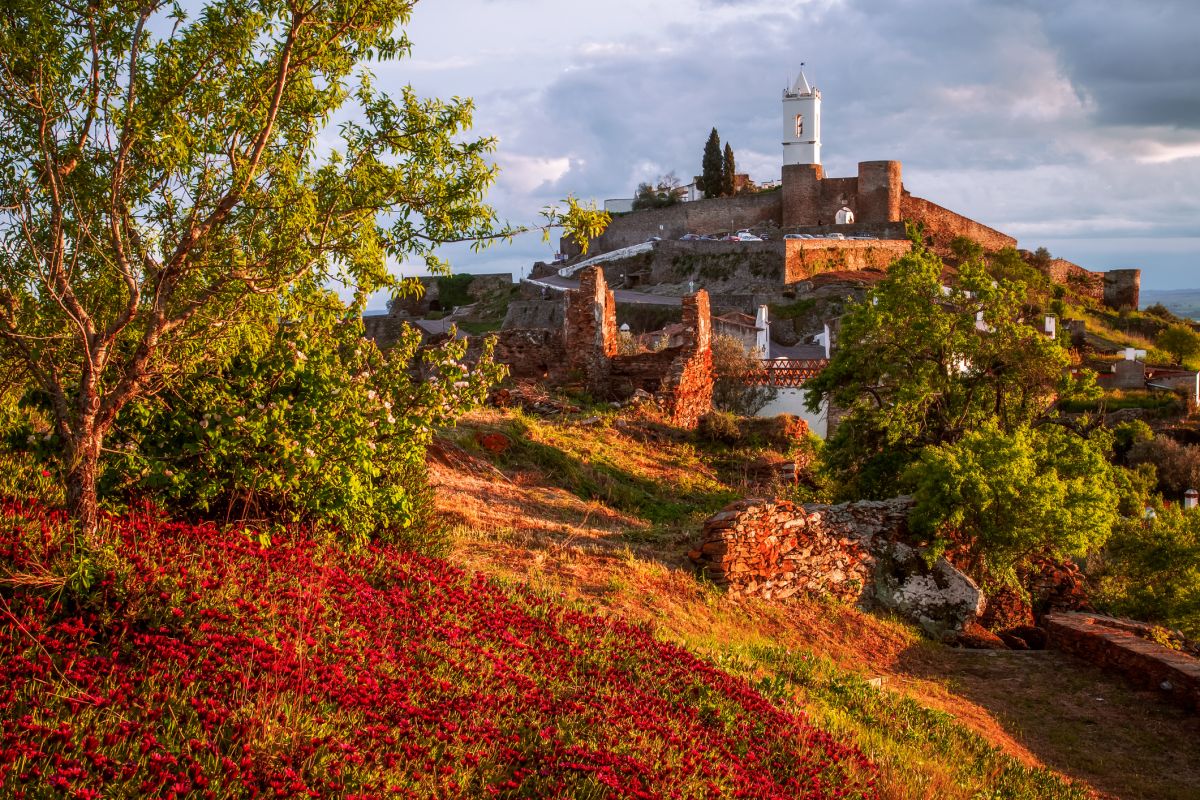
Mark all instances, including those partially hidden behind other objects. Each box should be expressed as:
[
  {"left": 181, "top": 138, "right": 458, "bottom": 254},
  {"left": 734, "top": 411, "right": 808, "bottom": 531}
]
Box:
[{"left": 714, "top": 644, "right": 1093, "bottom": 800}]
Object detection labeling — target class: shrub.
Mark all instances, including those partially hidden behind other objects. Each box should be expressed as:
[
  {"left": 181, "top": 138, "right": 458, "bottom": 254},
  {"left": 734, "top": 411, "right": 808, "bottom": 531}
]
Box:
[
  {"left": 65, "top": 305, "right": 505, "bottom": 548},
  {"left": 1127, "top": 435, "right": 1200, "bottom": 497},
  {"left": 1157, "top": 323, "right": 1200, "bottom": 366},
  {"left": 1092, "top": 507, "right": 1200, "bottom": 639},
  {"left": 906, "top": 423, "right": 1119, "bottom": 583},
  {"left": 698, "top": 410, "right": 742, "bottom": 444}
]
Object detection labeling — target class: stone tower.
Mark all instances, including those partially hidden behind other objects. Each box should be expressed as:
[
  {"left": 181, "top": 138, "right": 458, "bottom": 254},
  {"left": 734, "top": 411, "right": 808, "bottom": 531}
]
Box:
[{"left": 782, "top": 68, "right": 821, "bottom": 166}]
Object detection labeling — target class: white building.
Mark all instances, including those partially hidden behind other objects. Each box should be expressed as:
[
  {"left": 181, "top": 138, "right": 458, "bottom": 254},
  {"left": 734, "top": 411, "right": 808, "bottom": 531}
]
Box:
[{"left": 782, "top": 68, "right": 821, "bottom": 166}]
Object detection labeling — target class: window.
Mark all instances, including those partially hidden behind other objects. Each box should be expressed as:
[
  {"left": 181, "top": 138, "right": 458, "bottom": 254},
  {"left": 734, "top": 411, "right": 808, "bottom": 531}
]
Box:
[{"left": 795, "top": 114, "right": 804, "bottom": 137}]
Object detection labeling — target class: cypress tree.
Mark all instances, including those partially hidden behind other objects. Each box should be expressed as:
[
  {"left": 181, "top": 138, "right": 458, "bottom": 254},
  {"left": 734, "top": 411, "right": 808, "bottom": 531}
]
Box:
[
  {"left": 700, "top": 128, "right": 723, "bottom": 199},
  {"left": 722, "top": 142, "right": 736, "bottom": 196}
]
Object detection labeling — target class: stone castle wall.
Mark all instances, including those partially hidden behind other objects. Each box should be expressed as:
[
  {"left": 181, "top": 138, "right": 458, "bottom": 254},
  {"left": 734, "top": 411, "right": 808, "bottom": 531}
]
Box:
[
  {"left": 900, "top": 195, "right": 1017, "bottom": 253},
  {"left": 566, "top": 191, "right": 783, "bottom": 256},
  {"left": 1042, "top": 259, "right": 1141, "bottom": 309},
  {"left": 784, "top": 239, "right": 912, "bottom": 282},
  {"left": 857, "top": 161, "right": 903, "bottom": 223}
]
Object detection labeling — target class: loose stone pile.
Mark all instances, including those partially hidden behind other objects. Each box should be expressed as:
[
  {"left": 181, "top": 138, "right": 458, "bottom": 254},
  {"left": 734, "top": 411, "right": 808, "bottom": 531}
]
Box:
[{"left": 690, "top": 497, "right": 986, "bottom": 640}]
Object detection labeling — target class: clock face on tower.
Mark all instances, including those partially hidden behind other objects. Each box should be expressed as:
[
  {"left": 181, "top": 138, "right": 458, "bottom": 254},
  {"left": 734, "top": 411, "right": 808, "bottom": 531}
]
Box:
[{"left": 795, "top": 114, "right": 804, "bottom": 137}]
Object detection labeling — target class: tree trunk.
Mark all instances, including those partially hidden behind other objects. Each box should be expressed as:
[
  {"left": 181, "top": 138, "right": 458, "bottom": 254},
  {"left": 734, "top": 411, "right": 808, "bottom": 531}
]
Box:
[{"left": 66, "top": 433, "right": 102, "bottom": 534}]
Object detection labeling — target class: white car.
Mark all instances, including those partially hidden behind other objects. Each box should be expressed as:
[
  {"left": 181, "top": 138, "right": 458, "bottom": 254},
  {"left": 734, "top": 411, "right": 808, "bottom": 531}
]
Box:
[{"left": 734, "top": 232, "right": 762, "bottom": 241}]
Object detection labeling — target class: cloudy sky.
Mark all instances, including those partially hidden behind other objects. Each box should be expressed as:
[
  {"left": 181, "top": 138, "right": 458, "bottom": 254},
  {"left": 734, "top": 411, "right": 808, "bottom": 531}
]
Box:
[{"left": 366, "top": 0, "right": 1200, "bottom": 306}]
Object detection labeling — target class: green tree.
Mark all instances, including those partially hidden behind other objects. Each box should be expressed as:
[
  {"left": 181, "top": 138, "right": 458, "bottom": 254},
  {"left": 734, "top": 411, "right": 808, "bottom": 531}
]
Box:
[
  {"left": 1157, "top": 323, "right": 1200, "bottom": 365},
  {"left": 721, "top": 142, "right": 736, "bottom": 197},
  {"left": 905, "top": 422, "right": 1119, "bottom": 583},
  {"left": 805, "top": 246, "right": 1085, "bottom": 497},
  {"left": 699, "top": 128, "right": 723, "bottom": 199},
  {"left": 0, "top": 1, "right": 604, "bottom": 531}
]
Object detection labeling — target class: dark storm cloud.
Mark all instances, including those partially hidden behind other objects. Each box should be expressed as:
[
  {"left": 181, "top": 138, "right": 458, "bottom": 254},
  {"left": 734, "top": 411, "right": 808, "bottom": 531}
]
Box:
[{"left": 1021, "top": 0, "right": 1200, "bottom": 128}]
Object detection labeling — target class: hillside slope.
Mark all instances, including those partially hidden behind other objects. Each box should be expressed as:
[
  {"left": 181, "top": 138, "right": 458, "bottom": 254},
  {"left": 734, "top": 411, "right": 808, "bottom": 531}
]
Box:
[
  {"left": 436, "top": 407, "right": 1200, "bottom": 800},
  {"left": 0, "top": 500, "right": 877, "bottom": 799}
]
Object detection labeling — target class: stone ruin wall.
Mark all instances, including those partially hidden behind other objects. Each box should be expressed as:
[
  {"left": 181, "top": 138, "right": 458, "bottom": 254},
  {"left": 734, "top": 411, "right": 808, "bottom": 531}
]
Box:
[
  {"left": 690, "top": 497, "right": 986, "bottom": 639},
  {"left": 555, "top": 267, "right": 714, "bottom": 428},
  {"left": 1042, "top": 259, "right": 1141, "bottom": 310},
  {"left": 564, "top": 267, "right": 619, "bottom": 395},
  {"left": 784, "top": 239, "right": 912, "bottom": 282}
]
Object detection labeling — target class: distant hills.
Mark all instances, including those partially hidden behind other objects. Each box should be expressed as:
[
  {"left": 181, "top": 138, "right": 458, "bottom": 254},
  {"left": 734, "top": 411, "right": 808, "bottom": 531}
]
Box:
[{"left": 1140, "top": 288, "right": 1200, "bottom": 320}]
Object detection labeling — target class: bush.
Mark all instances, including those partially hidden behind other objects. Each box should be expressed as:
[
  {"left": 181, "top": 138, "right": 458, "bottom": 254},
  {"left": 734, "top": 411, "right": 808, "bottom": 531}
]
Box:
[
  {"left": 699, "top": 411, "right": 742, "bottom": 444},
  {"left": 75, "top": 304, "right": 505, "bottom": 548},
  {"left": 1127, "top": 435, "right": 1200, "bottom": 497}
]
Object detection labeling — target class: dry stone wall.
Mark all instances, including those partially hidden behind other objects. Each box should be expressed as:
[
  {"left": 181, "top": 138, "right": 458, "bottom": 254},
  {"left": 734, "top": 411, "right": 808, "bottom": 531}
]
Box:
[{"left": 690, "top": 497, "right": 985, "bottom": 640}]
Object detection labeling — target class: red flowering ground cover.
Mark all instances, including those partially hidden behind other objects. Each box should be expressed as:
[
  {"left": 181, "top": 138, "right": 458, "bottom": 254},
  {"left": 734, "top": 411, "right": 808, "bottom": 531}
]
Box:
[{"left": 0, "top": 500, "right": 878, "bottom": 799}]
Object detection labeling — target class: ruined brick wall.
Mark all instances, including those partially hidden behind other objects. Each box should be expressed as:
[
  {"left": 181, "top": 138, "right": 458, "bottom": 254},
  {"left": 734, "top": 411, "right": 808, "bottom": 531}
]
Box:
[
  {"left": 658, "top": 291, "right": 713, "bottom": 428},
  {"left": 856, "top": 161, "right": 902, "bottom": 224},
  {"left": 564, "top": 267, "right": 618, "bottom": 393},
  {"left": 691, "top": 499, "right": 882, "bottom": 602},
  {"left": 900, "top": 195, "right": 1017, "bottom": 253},
  {"left": 784, "top": 239, "right": 912, "bottom": 282},
  {"left": 1044, "top": 613, "right": 1200, "bottom": 712},
  {"left": 566, "top": 192, "right": 783, "bottom": 256},
  {"left": 486, "top": 328, "right": 568, "bottom": 381}
]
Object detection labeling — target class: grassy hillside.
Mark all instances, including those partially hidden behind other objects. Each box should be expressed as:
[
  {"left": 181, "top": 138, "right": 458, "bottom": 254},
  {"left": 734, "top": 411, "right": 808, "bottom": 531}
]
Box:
[{"left": 435, "top": 407, "right": 1200, "bottom": 800}]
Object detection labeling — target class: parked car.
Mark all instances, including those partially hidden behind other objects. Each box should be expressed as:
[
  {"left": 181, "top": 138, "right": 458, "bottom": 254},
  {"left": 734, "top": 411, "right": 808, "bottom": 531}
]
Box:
[
  {"left": 646, "top": 236, "right": 662, "bottom": 242},
  {"left": 679, "top": 233, "right": 701, "bottom": 241},
  {"left": 783, "top": 233, "right": 804, "bottom": 240},
  {"left": 735, "top": 232, "right": 762, "bottom": 241}
]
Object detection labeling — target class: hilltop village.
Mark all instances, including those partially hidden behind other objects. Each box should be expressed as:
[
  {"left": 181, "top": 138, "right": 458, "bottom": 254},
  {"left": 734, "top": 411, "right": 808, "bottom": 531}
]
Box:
[{"left": 370, "top": 70, "right": 1150, "bottom": 436}]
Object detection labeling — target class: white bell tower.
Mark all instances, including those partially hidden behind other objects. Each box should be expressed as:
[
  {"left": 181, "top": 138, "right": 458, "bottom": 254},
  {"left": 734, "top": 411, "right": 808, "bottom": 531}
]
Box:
[{"left": 782, "top": 67, "right": 821, "bottom": 166}]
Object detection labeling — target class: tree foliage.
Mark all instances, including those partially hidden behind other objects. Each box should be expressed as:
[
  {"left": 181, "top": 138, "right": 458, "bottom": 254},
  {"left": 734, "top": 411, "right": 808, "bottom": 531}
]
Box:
[
  {"left": 721, "top": 142, "right": 736, "bottom": 197},
  {"left": 905, "top": 423, "right": 1119, "bottom": 582},
  {"left": 0, "top": 1, "right": 603, "bottom": 529},
  {"left": 699, "top": 128, "right": 723, "bottom": 199},
  {"left": 1157, "top": 323, "right": 1200, "bottom": 365},
  {"left": 805, "top": 246, "right": 1084, "bottom": 497},
  {"left": 1092, "top": 506, "right": 1200, "bottom": 639}
]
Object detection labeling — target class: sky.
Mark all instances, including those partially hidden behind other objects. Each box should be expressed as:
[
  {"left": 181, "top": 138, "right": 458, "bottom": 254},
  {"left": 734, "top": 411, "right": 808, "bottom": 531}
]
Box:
[{"left": 363, "top": 0, "right": 1200, "bottom": 308}]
